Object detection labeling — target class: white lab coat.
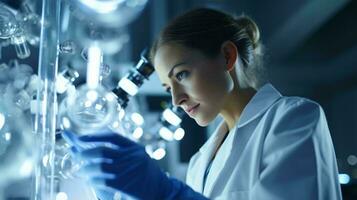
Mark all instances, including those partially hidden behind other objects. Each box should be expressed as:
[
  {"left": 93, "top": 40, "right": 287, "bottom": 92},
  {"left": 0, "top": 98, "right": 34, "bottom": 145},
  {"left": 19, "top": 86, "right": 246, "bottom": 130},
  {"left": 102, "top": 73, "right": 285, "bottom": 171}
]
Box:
[{"left": 186, "top": 84, "right": 342, "bottom": 200}]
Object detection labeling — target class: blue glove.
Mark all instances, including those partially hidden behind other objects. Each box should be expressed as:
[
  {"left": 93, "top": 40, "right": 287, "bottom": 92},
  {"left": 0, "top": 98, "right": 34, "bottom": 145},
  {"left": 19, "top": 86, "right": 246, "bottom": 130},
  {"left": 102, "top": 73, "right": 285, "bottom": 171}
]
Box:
[{"left": 62, "top": 131, "right": 208, "bottom": 200}]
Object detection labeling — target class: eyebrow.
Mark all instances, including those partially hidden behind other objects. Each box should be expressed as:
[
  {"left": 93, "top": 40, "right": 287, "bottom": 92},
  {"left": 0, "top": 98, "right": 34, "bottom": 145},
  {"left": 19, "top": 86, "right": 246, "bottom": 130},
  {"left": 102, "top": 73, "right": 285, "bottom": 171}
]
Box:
[
  {"left": 167, "top": 62, "right": 187, "bottom": 78},
  {"left": 161, "top": 62, "right": 187, "bottom": 87}
]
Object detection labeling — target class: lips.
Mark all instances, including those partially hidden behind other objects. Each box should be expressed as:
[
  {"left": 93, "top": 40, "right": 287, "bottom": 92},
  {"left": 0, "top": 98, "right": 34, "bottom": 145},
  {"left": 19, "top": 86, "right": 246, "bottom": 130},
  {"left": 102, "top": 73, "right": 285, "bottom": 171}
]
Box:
[{"left": 186, "top": 104, "right": 200, "bottom": 114}]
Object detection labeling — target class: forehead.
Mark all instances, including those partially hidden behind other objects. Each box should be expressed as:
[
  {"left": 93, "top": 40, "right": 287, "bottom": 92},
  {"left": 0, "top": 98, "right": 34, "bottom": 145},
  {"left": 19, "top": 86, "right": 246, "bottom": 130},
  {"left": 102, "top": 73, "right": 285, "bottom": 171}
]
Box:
[
  {"left": 154, "top": 44, "right": 188, "bottom": 69},
  {"left": 154, "top": 43, "right": 202, "bottom": 80}
]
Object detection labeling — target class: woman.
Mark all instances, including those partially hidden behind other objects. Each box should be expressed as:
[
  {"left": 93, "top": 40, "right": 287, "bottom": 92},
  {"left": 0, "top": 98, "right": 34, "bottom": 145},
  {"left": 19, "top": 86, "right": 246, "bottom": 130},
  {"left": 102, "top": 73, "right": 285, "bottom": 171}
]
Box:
[{"left": 64, "top": 8, "right": 342, "bottom": 200}]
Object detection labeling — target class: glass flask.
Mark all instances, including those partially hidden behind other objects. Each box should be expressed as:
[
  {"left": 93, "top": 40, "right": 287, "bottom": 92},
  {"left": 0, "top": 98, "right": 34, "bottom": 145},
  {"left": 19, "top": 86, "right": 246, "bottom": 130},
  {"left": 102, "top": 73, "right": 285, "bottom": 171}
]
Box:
[
  {"left": 19, "top": 2, "right": 41, "bottom": 46},
  {"left": 59, "top": 84, "right": 117, "bottom": 135},
  {"left": 54, "top": 133, "right": 82, "bottom": 179},
  {"left": 0, "top": 90, "right": 36, "bottom": 196},
  {"left": 0, "top": 3, "right": 32, "bottom": 59},
  {"left": 0, "top": 3, "right": 18, "bottom": 39},
  {"left": 107, "top": 104, "right": 126, "bottom": 134},
  {"left": 59, "top": 45, "right": 117, "bottom": 135}
]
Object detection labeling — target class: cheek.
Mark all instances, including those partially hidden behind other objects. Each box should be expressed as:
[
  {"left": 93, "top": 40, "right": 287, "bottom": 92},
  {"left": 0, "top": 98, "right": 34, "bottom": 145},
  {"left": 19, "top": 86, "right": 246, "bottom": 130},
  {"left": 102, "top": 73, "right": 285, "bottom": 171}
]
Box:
[{"left": 192, "top": 70, "right": 232, "bottom": 101}]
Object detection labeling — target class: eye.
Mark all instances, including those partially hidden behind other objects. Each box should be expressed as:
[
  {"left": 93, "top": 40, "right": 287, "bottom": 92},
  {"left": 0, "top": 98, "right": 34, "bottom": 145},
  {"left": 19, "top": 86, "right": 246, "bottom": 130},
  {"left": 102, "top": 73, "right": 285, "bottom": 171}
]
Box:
[
  {"left": 165, "top": 87, "right": 171, "bottom": 94},
  {"left": 175, "top": 70, "right": 190, "bottom": 81}
]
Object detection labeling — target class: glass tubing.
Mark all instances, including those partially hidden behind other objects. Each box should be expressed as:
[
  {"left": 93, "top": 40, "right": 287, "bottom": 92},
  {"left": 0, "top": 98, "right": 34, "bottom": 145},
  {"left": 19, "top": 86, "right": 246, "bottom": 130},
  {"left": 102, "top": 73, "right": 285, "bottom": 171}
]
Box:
[{"left": 33, "top": 0, "right": 60, "bottom": 199}]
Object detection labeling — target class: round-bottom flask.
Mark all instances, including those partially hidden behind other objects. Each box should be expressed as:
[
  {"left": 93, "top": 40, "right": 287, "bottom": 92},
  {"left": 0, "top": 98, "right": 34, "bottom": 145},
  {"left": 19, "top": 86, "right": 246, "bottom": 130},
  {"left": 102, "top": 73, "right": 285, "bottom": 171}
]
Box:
[{"left": 59, "top": 84, "right": 117, "bottom": 135}]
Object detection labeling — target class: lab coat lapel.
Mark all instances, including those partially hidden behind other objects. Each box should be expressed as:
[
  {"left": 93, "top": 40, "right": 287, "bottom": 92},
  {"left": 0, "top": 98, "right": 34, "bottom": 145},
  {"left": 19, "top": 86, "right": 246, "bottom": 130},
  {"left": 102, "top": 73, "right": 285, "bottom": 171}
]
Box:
[
  {"left": 203, "top": 83, "right": 282, "bottom": 196},
  {"left": 203, "top": 124, "right": 236, "bottom": 196},
  {"left": 203, "top": 123, "right": 255, "bottom": 196},
  {"left": 192, "top": 121, "right": 229, "bottom": 193},
  {"left": 237, "top": 83, "right": 282, "bottom": 128}
]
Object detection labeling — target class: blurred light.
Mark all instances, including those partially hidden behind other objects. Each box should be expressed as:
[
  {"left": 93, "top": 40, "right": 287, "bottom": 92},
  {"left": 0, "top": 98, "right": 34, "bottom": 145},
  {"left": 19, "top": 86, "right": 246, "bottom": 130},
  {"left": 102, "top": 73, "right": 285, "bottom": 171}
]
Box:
[
  {"left": 111, "top": 121, "right": 119, "bottom": 129},
  {"left": 95, "top": 104, "right": 103, "bottom": 110},
  {"left": 118, "top": 77, "right": 138, "bottom": 96},
  {"left": 56, "top": 192, "right": 68, "bottom": 200},
  {"left": 132, "top": 127, "right": 143, "bottom": 139},
  {"left": 347, "top": 155, "right": 357, "bottom": 166},
  {"left": 86, "top": 90, "right": 98, "bottom": 101},
  {"left": 86, "top": 45, "right": 102, "bottom": 89},
  {"left": 163, "top": 108, "right": 181, "bottom": 126},
  {"left": 145, "top": 142, "right": 166, "bottom": 160},
  {"left": 42, "top": 154, "right": 49, "bottom": 167},
  {"left": 78, "top": 0, "right": 125, "bottom": 14},
  {"left": 173, "top": 128, "right": 185, "bottom": 141},
  {"left": 0, "top": 112, "right": 5, "bottom": 130},
  {"left": 159, "top": 127, "right": 173, "bottom": 141},
  {"left": 105, "top": 93, "right": 115, "bottom": 102},
  {"left": 20, "top": 159, "right": 33, "bottom": 177},
  {"left": 4, "top": 132, "right": 11, "bottom": 141},
  {"left": 84, "top": 100, "right": 92, "bottom": 108},
  {"left": 30, "top": 99, "right": 40, "bottom": 114},
  {"left": 113, "top": 192, "right": 122, "bottom": 200},
  {"left": 119, "top": 109, "right": 125, "bottom": 121},
  {"left": 62, "top": 117, "right": 71, "bottom": 129},
  {"left": 56, "top": 74, "right": 70, "bottom": 94},
  {"left": 152, "top": 148, "right": 166, "bottom": 160},
  {"left": 131, "top": 112, "right": 144, "bottom": 126},
  {"left": 339, "top": 174, "right": 350, "bottom": 184}
]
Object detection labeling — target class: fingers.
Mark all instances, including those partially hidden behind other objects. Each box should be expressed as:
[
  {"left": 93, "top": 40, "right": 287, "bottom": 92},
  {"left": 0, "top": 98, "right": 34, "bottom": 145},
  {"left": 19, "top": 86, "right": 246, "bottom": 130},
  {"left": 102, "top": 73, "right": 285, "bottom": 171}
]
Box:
[
  {"left": 78, "top": 161, "right": 115, "bottom": 177},
  {"left": 94, "top": 188, "right": 115, "bottom": 200},
  {"left": 62, "top": 130, "right": 79, "bottom": 146},
  {"left": 78, "top": 159, "right": 140, "bottom": 179},
  {"left": 62, "top": 130, "right": 92, "bottom": 150},
  {"left": 78, "top": 133, "right": 138, "bottom": 148},
  {"left": 89, "top": 175, "right": 141, "bottom": 198},
  {"left": 89, "top": 176, "right": 124, "bottom": 191},
  {"left": 76, "top": 146, "right": 122, "bottom": 160}
]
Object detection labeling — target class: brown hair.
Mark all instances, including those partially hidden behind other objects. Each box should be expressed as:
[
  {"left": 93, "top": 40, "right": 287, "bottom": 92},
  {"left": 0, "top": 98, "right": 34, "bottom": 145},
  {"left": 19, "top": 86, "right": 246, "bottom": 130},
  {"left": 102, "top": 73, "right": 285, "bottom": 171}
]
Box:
[{"left": 150, "top": 8, "right": 266, "bottom": 89}]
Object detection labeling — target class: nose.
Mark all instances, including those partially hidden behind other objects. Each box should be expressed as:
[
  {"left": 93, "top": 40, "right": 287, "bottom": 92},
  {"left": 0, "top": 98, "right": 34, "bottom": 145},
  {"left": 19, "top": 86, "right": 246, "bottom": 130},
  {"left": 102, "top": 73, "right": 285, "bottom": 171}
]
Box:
[{"left": 171, "top": 83, "right": 188, "bottom": 107}]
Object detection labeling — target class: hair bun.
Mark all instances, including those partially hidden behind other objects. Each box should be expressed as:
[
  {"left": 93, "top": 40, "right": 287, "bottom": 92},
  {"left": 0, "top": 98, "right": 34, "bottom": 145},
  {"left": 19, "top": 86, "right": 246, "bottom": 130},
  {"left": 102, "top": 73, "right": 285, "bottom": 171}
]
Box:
[{"left": 235, "top": 15, "right": 260, "bottom": 48}]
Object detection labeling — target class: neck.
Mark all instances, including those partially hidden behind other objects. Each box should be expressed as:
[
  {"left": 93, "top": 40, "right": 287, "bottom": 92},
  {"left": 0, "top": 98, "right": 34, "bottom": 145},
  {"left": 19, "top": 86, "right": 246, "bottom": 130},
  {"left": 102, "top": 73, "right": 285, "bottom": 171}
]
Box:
[{"left": 220, "top": 86, "right": 256, "bottom": 131}]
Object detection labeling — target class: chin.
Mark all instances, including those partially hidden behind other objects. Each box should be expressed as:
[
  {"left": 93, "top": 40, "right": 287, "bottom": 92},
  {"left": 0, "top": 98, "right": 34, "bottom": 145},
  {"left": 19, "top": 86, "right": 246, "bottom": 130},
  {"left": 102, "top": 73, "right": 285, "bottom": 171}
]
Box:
[
  {"left": 194, "top": 115, "right": 215, "bottom": 127},
  {"left": 195, "top": 120, "right": 209, "bottom": 127}
]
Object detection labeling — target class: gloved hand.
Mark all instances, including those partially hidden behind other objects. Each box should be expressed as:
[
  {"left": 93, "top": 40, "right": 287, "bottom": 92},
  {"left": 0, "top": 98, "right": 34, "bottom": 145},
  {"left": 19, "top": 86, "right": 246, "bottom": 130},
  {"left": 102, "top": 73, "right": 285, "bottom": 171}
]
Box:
[{"left": 62, "top": 131, "right": 208, "bottom": 200}]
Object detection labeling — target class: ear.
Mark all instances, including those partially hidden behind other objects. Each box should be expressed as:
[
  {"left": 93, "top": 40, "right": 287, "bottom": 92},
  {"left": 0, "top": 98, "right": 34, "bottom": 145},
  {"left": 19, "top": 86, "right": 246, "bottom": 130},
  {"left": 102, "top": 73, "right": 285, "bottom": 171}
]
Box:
[{"left": 220, "top": 41, "right": 238, "bottom": 72}]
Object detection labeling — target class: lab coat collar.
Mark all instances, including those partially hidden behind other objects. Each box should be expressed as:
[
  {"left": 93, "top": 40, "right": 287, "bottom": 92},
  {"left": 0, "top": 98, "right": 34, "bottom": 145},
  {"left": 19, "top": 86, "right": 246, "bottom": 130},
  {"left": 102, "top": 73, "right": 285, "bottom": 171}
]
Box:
[
  {"left": 198, "top": 83, "right": 281, "bottom": 154},
  {"left": 190, "top": 121, "right": 229, "bottom": 193},
  {"left": 197, "top": 83, "right": 282, "bottom": 196},
  {"left": 237, "top": 83, "right": 282, "bottom": 128}
]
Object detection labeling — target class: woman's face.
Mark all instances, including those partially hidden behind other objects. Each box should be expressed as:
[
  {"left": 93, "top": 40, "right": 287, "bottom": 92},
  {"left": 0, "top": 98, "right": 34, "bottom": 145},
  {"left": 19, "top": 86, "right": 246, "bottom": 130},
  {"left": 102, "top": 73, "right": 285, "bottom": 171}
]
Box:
[{"left": 154, "top": 43, "right": 234, "bottom": 126}]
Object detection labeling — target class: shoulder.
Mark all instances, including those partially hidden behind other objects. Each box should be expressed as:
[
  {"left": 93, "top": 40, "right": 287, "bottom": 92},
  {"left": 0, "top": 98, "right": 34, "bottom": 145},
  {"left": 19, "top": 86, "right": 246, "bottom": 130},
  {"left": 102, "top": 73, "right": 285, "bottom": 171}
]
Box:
[
  {"left": 264, "top": 96, "right": 327, "bottom": 138},
  {"left": 275, "top": 96, "right": 321, "bottom": 111},
  {"left": 268, "top": 96, "right": 323, "bottom": 120}
]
